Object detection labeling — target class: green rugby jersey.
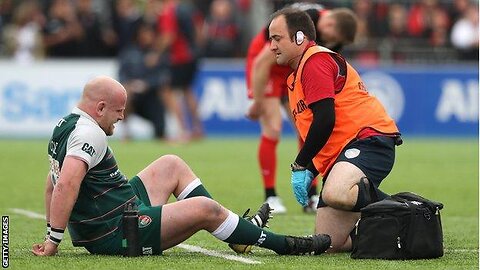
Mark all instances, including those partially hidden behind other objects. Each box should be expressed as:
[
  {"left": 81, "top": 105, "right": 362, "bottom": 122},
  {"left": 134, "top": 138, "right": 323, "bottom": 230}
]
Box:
[{"left": 48, "top": 107, "right": 137, "bottom": 247}]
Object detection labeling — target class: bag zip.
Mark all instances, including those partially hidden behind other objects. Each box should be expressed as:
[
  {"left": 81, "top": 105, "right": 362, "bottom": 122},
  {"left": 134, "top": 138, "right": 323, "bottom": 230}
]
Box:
[{"left": 355, "top": 219, "right": 360, "bottom": 235}]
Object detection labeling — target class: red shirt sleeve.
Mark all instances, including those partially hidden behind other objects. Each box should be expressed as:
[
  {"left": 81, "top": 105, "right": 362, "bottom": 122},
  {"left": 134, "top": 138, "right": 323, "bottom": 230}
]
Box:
[
  {"left": 301, "top": 53, "right": 338, "bottom": 106},
  {"left": 158, "top": 4, "right": 177, "bottom": 34}
]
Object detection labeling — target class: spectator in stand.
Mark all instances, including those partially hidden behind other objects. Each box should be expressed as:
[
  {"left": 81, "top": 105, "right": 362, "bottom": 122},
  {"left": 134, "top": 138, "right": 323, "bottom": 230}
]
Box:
[
  {"left": 450, "top": 3, "right": 479, "bottom": 61},
  {"left": 75, "top": 0, "right": 112, "bottom": 57},
  {"left": 118, "top": 21, "right": 168, "bottom": 140},
  {"left": 112, "top": 0, "right": 142, "bottom": 54},
  {"left": 0, "top": 0, "right": 14, "bottom": 30},
  {"left": 2, "top": 0, "right": 45, "bottom": 63},
  {"left": 42, "top": 0, "right": 83, "bottom": 57},
  {"left": 407, "top": 0, "right": 450, "bottom": 46},
  {"left": 386, "top": 3, "right": 409, "bottom": 40},
  {"left": 203, "top": 0, "right": 240, "bottom": 58},
  {"left": 429, "top": 5, "right": 450, "bottom": 47},
  {"left": 194, "top": 0, "right": 214, "bottom": 19},
  {"left": 0, "top": 0, "right": 15, "bottom": 55},
  {"left": 449, "top": 0, "right": 471, "bottom": 22},
  {"left": 351, "top": 0, "right": 375, "bottom": 45},
  {"left": 384, "top": 3, "right": 410, "bottom": 62},
  {"left": 143, "top": 0, "right": 163, "bottom": 26}
]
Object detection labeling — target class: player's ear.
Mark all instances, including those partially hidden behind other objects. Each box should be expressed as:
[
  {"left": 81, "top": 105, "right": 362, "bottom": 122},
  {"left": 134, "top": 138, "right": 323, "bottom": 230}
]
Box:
[{"left": 97, "top": 101, "right": 106, "bottom": 116}]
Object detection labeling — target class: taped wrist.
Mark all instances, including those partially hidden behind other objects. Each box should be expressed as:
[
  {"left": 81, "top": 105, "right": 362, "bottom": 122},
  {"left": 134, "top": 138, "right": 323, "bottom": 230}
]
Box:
[
  {"left": 44, "top": 222, "right": 52, "bottom": 241},
  {"left": 48, "top": 227, "right": 65, "bottom": 246}
]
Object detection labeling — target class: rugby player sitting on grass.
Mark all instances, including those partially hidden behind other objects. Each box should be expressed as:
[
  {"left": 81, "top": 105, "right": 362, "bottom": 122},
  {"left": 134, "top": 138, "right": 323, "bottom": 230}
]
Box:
[{"left": 32, "top": 76, "right": 331, "bottom": 257}]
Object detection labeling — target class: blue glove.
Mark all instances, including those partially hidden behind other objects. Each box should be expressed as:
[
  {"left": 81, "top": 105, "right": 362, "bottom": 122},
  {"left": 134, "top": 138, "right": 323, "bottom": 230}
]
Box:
[{"left": 291, "top": 168, "right": 314, "bottom": 206}]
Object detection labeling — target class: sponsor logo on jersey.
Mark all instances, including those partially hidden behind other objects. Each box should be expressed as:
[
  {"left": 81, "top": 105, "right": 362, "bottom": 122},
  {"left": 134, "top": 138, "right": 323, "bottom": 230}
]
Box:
[
  {"left": 142, "top": 247, "right": 153, "bottom": 255},
  {"left": 109, "top": 169, "right": 120, "bottom": 178},
  {"left": 56, "top": 118, "right": 66, "bottom": 127},
  {"left": 49, "top": 141, "right": 58, "bottom": 155},
  {"left": 138, "top": 215, "right": 152, "bottom": 228},
  {"left": 48, "top": 155, "right": 61, "bottom": 182},
  {"left": 81, "top": 143, "right": 96, "bottom": 156},
  {"left": 291, "top": 99, "right": 308, "bottom": 121}
]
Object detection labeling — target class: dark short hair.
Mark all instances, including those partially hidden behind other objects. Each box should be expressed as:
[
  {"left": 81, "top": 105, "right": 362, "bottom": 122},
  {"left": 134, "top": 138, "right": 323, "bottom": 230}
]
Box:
[
  {"left": 269, "top": 8, "right": 316, "bottom": 43},
  {"left": 329, "top": 8, "right": 358, "bottom": 44}
]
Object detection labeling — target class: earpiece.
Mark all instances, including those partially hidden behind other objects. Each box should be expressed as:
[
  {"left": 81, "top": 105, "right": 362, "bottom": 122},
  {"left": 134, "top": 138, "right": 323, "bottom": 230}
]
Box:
[{"left": 295, "top": 31, "right": 305, "bottom": 45}]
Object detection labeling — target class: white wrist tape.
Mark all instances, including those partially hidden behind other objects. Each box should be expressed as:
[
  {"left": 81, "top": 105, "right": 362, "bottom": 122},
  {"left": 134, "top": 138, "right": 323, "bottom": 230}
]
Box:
[{"left": 48, "top": 227, "right": 65, "bottom": 245}]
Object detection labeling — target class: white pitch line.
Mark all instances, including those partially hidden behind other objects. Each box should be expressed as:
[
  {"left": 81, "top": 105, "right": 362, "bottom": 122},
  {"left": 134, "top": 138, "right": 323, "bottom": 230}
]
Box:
[
  {"left": 445, "top": 249, "right": 479, "bottom": 253},
  {"left": 177, "top": 244, "right": 261, "bottom": 264},
  {"left": 10, "top": 208, "right": 45, "bottom": 219},
  {"left": 9, "top": 208, "right": 262, "bottom": 264}
]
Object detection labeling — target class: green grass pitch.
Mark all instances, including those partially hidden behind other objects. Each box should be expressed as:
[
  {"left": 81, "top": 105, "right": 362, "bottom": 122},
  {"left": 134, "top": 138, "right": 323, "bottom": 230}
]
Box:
[{"left": 0, "top": 137, "right": 477, "bottom": 269}]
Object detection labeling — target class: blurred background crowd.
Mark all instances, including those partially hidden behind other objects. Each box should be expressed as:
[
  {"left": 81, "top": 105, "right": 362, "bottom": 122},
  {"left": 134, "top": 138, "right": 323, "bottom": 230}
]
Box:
[
  {"left": 0, "top": 0, "right": 477, "bottom": 142},
  {"left": 0, "top": 0, "right": 478, "bottom": 65}
]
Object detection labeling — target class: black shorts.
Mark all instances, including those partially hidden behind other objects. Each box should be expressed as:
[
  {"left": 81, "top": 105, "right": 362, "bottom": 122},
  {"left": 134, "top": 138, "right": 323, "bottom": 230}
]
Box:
[
  {"left": 170, "top": 61, "right": 198, "bottom": 89},
  {"left": 317, "top": 135, "right": 397, "bottom": 208}
]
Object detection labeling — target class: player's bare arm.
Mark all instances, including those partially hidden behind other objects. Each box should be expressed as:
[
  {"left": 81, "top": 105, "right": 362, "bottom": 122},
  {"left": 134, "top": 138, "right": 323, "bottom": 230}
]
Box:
[{"left": 32, "top": 156, "right": 87, "bottom": 256}]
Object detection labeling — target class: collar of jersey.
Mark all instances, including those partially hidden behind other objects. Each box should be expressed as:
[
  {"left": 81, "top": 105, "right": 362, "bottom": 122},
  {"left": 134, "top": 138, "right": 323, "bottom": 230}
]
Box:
[{"left": 72, "top": 107, "right": 98, "bottom": 126}]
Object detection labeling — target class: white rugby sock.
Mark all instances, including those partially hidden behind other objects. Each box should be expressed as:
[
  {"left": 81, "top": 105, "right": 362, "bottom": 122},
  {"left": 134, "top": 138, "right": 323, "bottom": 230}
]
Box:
[
  {"left": 211, "top": 210, "right": 239, "bottom": 241},
  {"left": 177, "top": 178, "right": 202, "bottom": 200}
]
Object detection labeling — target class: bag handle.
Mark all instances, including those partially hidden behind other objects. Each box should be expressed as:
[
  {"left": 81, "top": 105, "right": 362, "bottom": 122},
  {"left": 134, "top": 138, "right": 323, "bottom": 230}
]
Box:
[{"left": 391, "top": 192, "right": 443, "bottom": 211}]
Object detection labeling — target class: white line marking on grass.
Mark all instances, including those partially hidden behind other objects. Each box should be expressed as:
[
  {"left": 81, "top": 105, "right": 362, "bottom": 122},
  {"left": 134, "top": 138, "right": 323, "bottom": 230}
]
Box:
[
  {"left": 10, "top": 208, "right": 45, "bottom": 219},
  {"left": 10, "top": 208, "right": 262, "bottom": 264},
  {"left": 446, "top": 249, "right": 479, "bottom": 253},
  {"left": 177, "top": 244, "right": 261, "bottom": 264}
]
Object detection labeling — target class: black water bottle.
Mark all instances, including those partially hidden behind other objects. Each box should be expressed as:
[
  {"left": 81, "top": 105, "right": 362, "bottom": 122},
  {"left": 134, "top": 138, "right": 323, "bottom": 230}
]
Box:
[{"left": 122, "top": 201, "right": 140, "bottom": 256}]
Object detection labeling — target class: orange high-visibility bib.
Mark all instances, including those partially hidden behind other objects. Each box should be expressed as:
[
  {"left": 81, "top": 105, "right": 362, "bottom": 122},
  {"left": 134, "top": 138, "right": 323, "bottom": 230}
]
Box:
[{"left": 287, "top": 46, "right": 399, "bottom": 176}]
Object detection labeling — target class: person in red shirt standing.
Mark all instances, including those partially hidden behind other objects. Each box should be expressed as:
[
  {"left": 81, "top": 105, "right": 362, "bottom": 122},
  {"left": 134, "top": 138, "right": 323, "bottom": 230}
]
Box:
[
  {"left": 155, "top": 0, "right": 204, "bottom": 141},
  {"left": 245, "top": 4, "right": 358, "bottom": 214},
  {"left": 268, "top": 8, "right": 402, "bottom": 251}
]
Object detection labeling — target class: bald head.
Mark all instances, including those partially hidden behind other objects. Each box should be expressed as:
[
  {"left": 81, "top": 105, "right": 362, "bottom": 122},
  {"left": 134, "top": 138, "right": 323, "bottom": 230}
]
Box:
[
  {"left": 81, "top": 76, "right": 127, "bottom": 106},
  {"left": 78, "top": 76, "right": 127, "bottom": 135}
]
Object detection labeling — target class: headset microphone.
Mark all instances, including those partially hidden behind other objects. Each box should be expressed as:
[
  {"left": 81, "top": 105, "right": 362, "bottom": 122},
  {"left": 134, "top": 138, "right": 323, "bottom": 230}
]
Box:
[
  {"left": 295, "top": 31, "right": 305, "bottom": 45},
  {"left": 285, "top": 31, "right": 306, "bottom": 66}
]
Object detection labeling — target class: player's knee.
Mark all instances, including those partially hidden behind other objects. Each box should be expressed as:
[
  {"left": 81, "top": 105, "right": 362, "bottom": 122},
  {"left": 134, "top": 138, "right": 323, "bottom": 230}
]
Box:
[
  {"left": 195, "top": 197, "right": 224, "bottom": 221},
  {"left": 159, "top": 154, "right": 183, "bottom": 164},
  {"left": 322, "top": 188, "right": 352, "bottom": 210},
  {"left": 262, "top": 121, "right": 282, "bottom": 139},
  {"left": 157, "top": 154, "right": 184, "bottom": 172},
  {"left": 143, "top": 154, "right": 185, "bottom": 182},
  {"left": 266, "top": 126, "right": 282, "bottom": 139}
]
